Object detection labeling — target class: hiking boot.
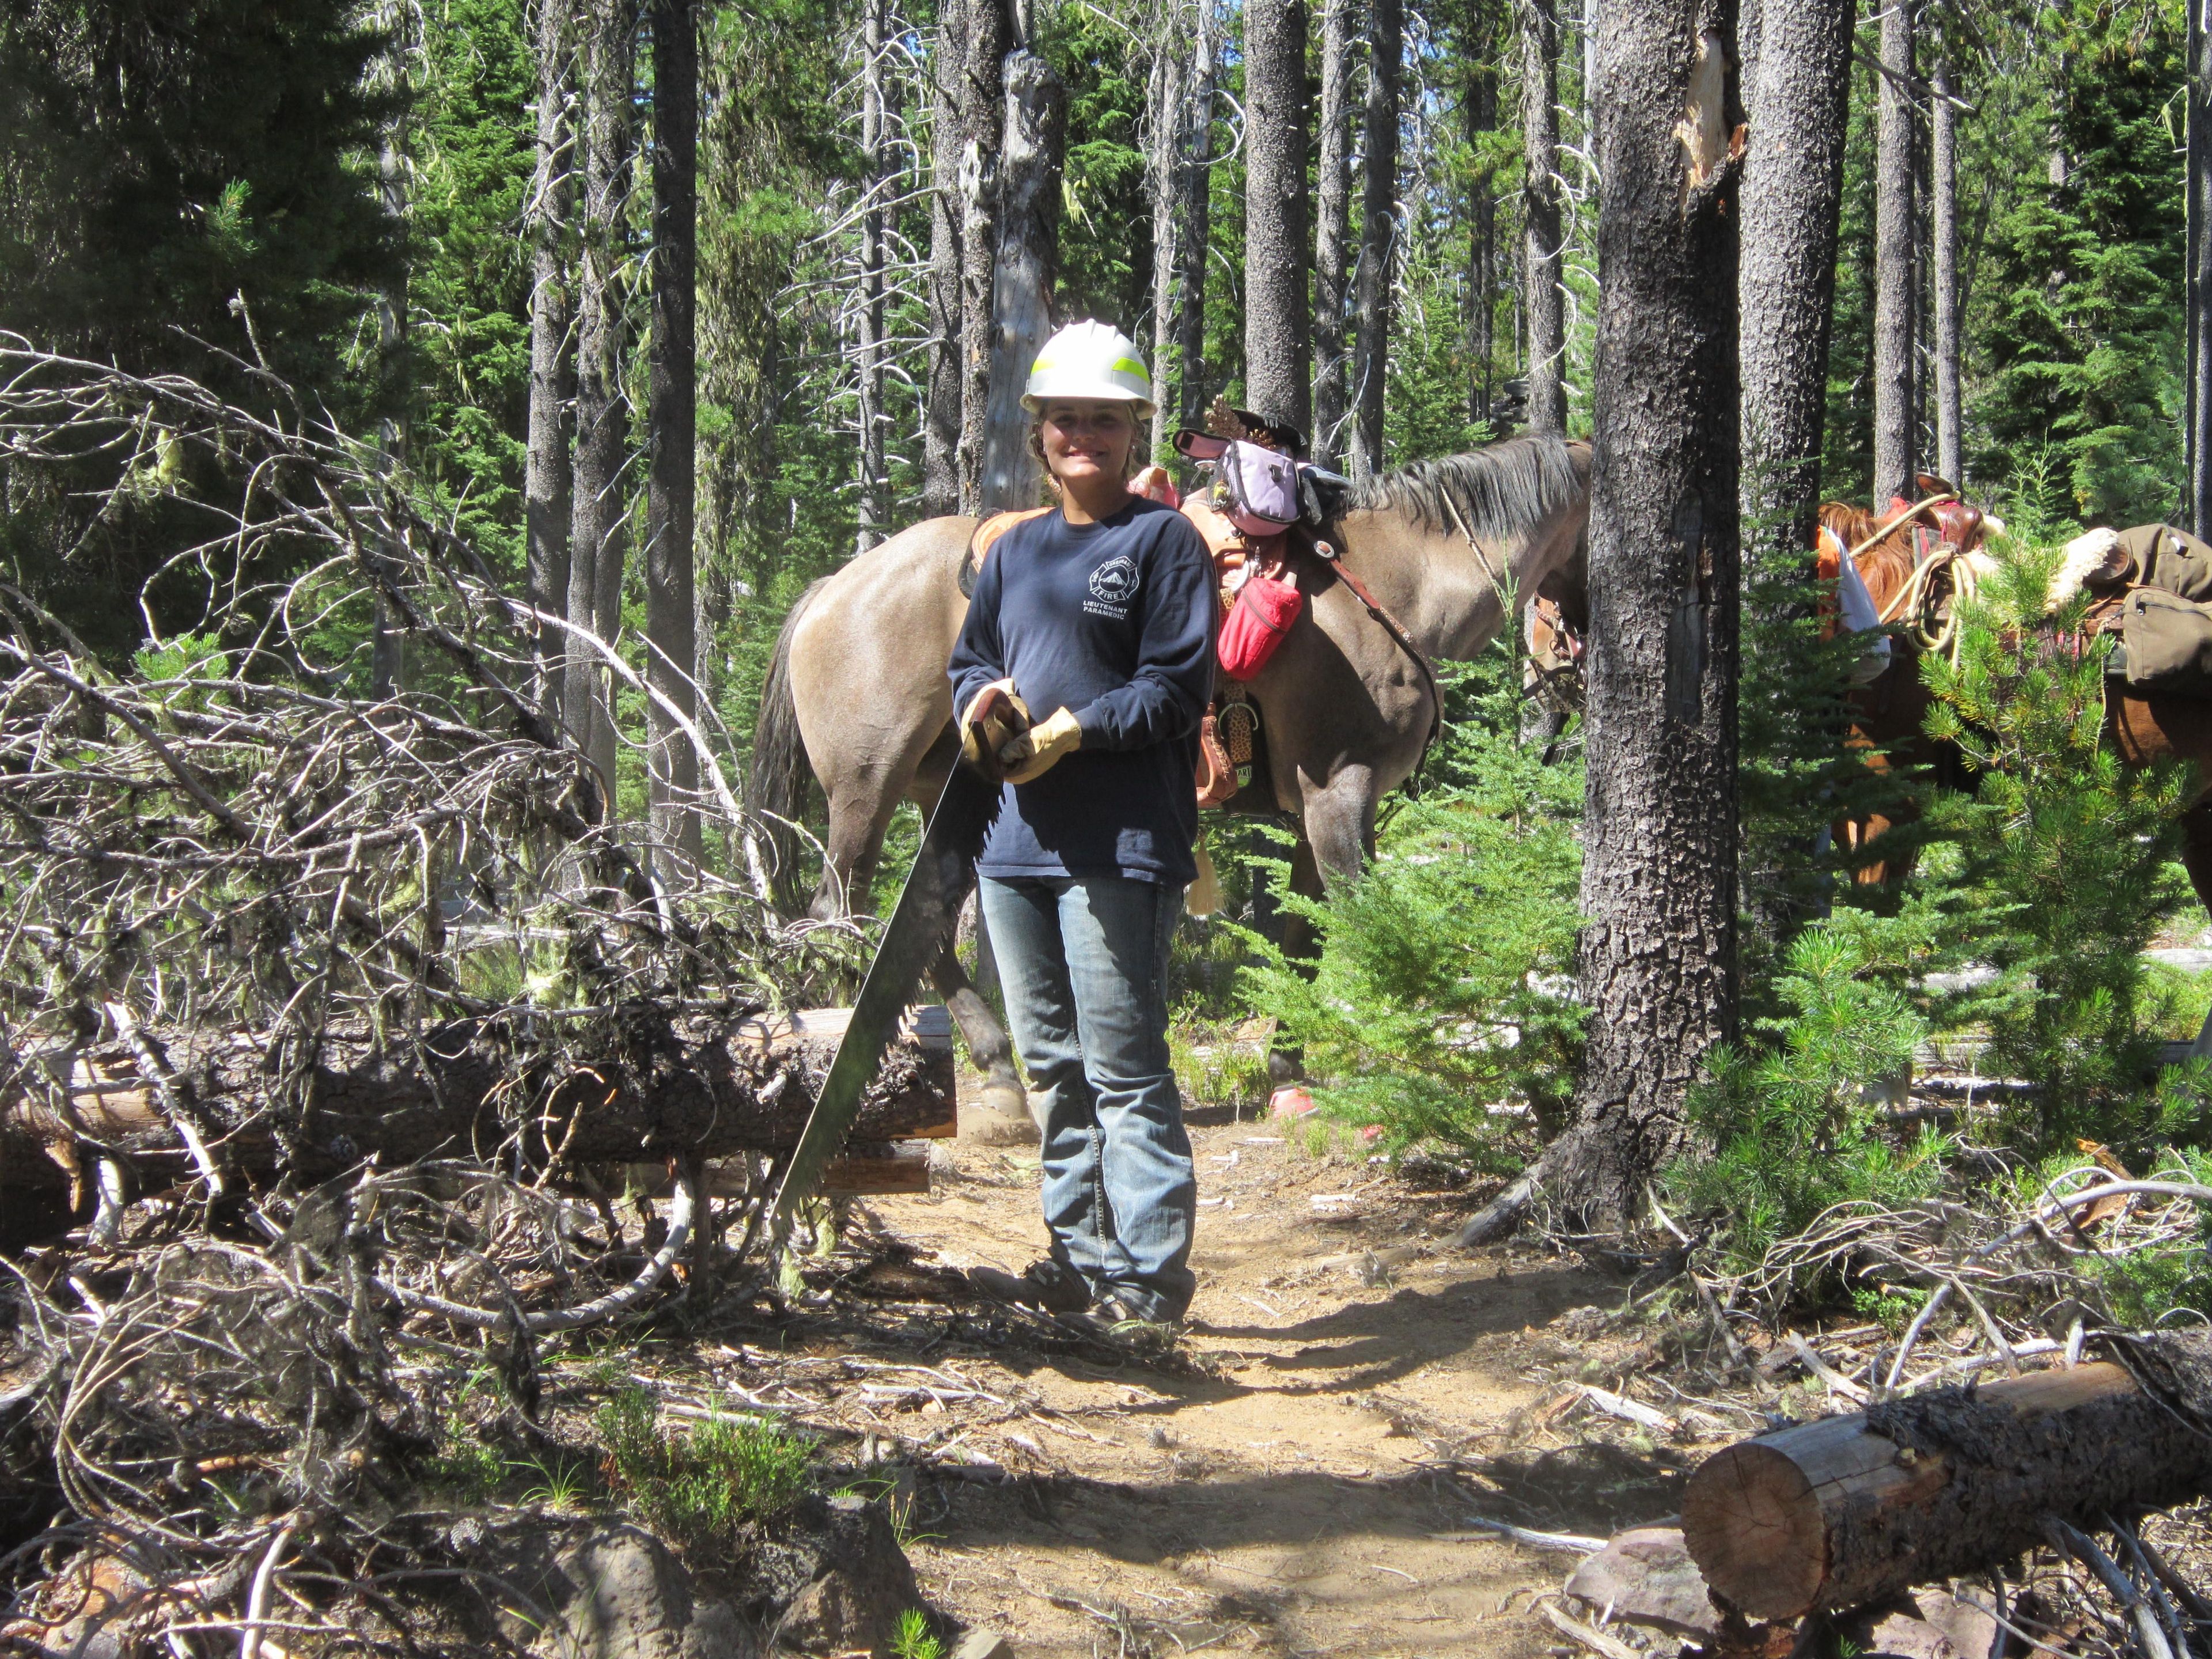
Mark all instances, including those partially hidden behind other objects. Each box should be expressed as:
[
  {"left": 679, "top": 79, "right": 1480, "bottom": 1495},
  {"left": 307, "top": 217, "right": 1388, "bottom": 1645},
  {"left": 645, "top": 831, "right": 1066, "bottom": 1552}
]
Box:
[
  {"left": 1067, "top": 1293, "right": 1183, "bottom": 1353},
  {"left": 968, "top": 1257, "right": 1092, "bottom": 1315}
]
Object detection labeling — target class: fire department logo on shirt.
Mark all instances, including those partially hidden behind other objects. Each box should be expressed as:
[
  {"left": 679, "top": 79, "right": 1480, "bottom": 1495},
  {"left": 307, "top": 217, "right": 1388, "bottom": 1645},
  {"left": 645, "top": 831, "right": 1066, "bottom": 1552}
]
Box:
[{"left": 1087, "top": 554, "right": 1139, "bottom": 617}]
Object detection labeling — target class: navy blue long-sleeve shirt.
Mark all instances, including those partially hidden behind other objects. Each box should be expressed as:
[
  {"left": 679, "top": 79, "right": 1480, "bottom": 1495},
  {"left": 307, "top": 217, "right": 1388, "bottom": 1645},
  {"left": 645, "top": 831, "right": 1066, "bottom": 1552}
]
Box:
[{"left": 948, "top": 498, "right": 1215, "bottom": 884}]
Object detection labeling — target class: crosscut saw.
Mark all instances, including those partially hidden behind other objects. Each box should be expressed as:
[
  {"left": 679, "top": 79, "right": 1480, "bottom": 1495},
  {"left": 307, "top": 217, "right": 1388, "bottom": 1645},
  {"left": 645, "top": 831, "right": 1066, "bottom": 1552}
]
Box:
[{"left": 767, "top": 694, "right": 1028, "bottom": 1243}]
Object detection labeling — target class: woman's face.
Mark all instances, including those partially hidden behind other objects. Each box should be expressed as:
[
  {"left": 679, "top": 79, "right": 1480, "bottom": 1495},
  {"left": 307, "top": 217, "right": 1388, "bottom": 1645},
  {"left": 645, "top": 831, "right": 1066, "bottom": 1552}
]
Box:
[{"left": 1037, "top": 399, "right": 1137, "bottom": 488}]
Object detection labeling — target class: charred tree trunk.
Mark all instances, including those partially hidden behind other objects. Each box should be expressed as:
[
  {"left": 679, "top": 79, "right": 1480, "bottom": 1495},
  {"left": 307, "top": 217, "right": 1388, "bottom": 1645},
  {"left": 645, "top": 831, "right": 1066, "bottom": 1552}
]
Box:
[
  {"left": 1465, "top": 7, "right": 1499, "bottom": 430},
  {"left": 1737, "top": 0, "right": 1850, "bottom": 560},
  {"left": 977, "top": 44, "right": 1066, "bottom": 511},
  {"left": 923, "top": 0, "right": 967, "bottom": 520},
  {"left": 1930, "top": 49, "right": 1961, "bottom": 488},
  {"left": 1243, "top": 0, "right": 1312, "bottom": 431},
  {"left": 1176, "top": 0, "right": 1218, "bottom": 431},
  {"left": 1349, "top": 0, "right": 1400, "bottom": 479},
  {"left": 527, "top": 0, "right": 577, "bottom": 717},
  {"left": 1520, "top": 0, "right": 1567, "bottom": 438},
  {"left": 645, "top": 0, "right": 699, "bottom": 870},
  {"left": 1146, "top": 22, "right": 1187, "bottom": 460},
  {"left": 1683, "top": 1347, "right": 2212, "bottom": 1620},
  {"left": 2190, "top": 0, "right": 2211, "bottom": 535},
  {"left": 1872, "top": 0, "right": 1915, "bottom": 503},
  {"left": 1465, "top": 0, "right": 1741, "bottom": 1244},
  {"left": 566, "top": 0, "right": 638, "bottom": 801},
  {"left": 955, "top": 0, "right": 1009, "bottom": 516},
  {"left": 1313, "top": 0, "right": 1355, "bottom": 464},
  {"left": 857, "top": 0, "right": 891, "bottom": 547}
]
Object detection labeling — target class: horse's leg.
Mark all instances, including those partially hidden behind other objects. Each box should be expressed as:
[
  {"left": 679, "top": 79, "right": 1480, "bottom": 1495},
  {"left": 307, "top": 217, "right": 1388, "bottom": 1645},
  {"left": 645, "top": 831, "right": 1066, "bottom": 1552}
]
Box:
[
  {"left": 902, "top": 735, "right": 1035, "bottom": 1143},
  {"left": 1268, "top": 767, "right": 1378, "bottom": 1083},
  {"left": 2180, "top": 800, "right": 2212, "bottom": 1062},
  {"left": 811, "top": 776, "right": 903, "bottom": 922},
  {"left": 1267, "top": 835, "right": 1328, "bottom": 1084}
]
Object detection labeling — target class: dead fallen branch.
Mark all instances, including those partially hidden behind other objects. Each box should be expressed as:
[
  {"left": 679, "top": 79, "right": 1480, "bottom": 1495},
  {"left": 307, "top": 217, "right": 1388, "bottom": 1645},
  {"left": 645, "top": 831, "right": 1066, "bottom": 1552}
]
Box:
[{"left": 2, "top": 1007, "right": 953, "bottom": 1204}]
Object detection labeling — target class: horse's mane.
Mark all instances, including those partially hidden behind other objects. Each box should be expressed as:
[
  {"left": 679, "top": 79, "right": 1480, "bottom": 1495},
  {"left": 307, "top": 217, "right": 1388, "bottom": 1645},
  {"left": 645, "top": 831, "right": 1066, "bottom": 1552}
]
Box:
[
  {"left": 1818, "top": 501, "right": 1916, "bottom": 612},
  {"left": 1350, "top": 435, "right": 1589, "bottom": 542}
]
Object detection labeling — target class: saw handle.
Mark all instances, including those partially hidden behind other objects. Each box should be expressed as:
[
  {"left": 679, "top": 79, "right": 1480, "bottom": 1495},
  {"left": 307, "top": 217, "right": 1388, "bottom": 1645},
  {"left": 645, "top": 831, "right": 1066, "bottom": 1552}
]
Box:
[{"left": 959, "top": 685, "right": 1033, "bottom": 784}]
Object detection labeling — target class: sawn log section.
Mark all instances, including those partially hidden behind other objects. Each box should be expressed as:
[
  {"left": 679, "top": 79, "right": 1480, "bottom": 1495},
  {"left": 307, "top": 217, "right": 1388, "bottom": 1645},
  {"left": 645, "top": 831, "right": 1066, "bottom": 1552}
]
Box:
[
  {"left": 1, "top": 1005, "right": 955, "bottom": 1199},
  {"left": 1682, "top": 1349, "right": 2212, "bottom": 1620}
]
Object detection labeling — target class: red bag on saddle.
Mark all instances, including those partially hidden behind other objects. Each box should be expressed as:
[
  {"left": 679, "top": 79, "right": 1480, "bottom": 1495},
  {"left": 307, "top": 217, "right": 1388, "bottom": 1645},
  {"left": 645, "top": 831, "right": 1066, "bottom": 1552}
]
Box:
[{"left": 1218, "top": 571, "right": 1302, "bottom": 681}]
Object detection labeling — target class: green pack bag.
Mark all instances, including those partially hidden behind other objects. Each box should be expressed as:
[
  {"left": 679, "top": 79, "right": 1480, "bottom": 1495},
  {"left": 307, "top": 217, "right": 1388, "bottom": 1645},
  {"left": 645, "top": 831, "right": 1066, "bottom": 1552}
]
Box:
[{"left": 2121, "top": 585, "right": 2212, "bottom": 696}]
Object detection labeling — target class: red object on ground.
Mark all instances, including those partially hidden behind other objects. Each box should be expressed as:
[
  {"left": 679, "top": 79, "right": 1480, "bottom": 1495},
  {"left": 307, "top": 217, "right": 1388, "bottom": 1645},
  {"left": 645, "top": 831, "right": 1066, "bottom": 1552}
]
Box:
[
  {"left": 1268, "top": 1085, "right": 1317, "bottom": 1121},
  {"left": 1219, "top": 573, "right": 1302, "bottom": 681}
]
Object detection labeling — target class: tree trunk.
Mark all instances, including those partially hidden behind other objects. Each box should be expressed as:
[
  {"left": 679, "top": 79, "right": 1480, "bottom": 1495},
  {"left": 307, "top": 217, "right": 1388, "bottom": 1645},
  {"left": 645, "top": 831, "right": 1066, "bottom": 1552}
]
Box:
[
  {"left": 3, "top": 1010, "right": 958, "bottom": 1203},
  {"left": 1176, "top": 0, "right": 1218, "bottom": 431},
  {"left": 1243, "top": 0, "right": 1311, "bottom": 431},
  {"left": 1683, "top": 1349, "right": 2212, "bottom": 1620},
  {"left": 1464, "top": 10, "right": 1498, "bottom": 430},
  {"left": 857, "top": 0, "right": 891, "bottom": 547},
  {"left": 1520, "top": 0, "right": 1566, "bottom": 438},
  {"left": 1349, "top": 0, "right": 1400, "bottom": 479},
  {"left": 2190, "top": 0, "right": 2211, "bottom": 535},
  {"left": 1313, "top": 0, "right": 1355, "bottom": 464},
  {"left": 977, "top": 46, "right": 1066, "bottom": 512},
  {"left": 1737, "top": 0, "right": 1850, "bottom": 562},
  {"left": 527, "top": 0, "right": 577, "bottom": 718},
  {"left": 370, "top": 10, "right": 412, "bottom": 702},
  {"left": 1146, "top": 21, "right": 1187, "bottom": 460},
  {"left": 955, "top": 0, "right": 1009, "bottom": 516},
  {"left": 1467, "top": 0, "right": 1741, "bottom": 1244},
  {"left": 1930, "top": 50, "right": 1960, "bottom": 488},
  {"left": 923, "top": 0, "right": 967, "bottom": 520},
  {"left": 645, "top": 0, "right": 699, "bottom": 870},
  {"left": 1872, "top": 0, "right": 1915, "bottom": 503},
  {"left": 566, "top": 0, "right": 638, "bottom": 802}
]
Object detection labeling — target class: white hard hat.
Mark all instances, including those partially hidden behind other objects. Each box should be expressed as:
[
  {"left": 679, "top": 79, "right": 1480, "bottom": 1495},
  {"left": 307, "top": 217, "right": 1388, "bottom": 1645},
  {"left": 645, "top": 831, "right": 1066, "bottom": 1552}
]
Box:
[{"left": 1022, "top": 320, "right": 1156, "bottom": 417}]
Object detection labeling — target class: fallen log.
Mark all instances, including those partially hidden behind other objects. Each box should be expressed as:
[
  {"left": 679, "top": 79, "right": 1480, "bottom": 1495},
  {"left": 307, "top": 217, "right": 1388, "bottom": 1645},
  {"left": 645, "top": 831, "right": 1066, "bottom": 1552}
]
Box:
[
  {"left": 0, "top": 1005, "right": 955, "bottom": 1204},
  {"left": 1681, "top": 1338, "right": 2212, "bottom": 1620}
]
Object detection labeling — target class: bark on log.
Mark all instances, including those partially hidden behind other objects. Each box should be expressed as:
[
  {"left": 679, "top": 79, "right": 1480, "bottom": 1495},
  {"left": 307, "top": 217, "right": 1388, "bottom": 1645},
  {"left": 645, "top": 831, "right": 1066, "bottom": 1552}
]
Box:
[
  {"left": 1682, "top": 1350, "right": 2212, "bottom": 1621},
  {"left": 1, "top": 1007, "right": 956, "bottom": 1201}
]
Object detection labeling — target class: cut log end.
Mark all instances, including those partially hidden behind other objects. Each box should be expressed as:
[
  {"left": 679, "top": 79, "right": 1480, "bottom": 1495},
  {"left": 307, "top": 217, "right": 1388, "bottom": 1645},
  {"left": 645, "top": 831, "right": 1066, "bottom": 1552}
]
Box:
[{"left": 1680, "top": 1442, "right": 1825, "bottom": 1620}]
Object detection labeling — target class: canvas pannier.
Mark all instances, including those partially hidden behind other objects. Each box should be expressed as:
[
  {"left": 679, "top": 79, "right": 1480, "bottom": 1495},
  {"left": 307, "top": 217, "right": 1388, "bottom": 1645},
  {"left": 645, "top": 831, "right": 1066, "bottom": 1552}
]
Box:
[{"left": 2120, "top": 586, "right": 2212, "bottom": 697}]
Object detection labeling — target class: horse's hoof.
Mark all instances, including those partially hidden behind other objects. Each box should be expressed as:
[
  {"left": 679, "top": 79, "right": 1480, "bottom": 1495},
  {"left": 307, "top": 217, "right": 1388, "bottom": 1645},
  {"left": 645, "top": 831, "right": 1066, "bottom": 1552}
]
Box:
[{"left": 961, "top": 1084, "right": 1040, "bottom": 1146}]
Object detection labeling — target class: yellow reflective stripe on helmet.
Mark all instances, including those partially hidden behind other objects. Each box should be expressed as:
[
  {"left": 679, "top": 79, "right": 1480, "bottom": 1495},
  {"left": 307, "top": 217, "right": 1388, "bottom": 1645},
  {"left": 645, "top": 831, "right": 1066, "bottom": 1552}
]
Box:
[{"left": 1111, "top": 357, "right": 1147, "bottom": 376}]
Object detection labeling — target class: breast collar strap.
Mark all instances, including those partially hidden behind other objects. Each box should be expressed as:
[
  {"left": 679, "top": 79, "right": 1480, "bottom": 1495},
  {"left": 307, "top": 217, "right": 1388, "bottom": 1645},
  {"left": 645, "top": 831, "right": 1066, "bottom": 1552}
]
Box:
[{"left": 1311, "top": 537, "right": 1445, "bottom": 785}]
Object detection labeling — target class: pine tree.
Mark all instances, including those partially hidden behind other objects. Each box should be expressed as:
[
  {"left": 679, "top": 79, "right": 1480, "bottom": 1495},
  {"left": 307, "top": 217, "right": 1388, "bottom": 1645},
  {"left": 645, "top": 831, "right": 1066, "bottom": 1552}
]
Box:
[{"left": 1974, "top": 6, "right": 2184, "bottom": 525}]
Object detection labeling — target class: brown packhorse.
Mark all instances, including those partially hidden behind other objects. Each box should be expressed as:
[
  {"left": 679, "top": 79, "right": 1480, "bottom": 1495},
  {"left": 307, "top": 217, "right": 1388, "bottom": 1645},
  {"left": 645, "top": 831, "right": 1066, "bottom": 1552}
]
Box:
[
  {"left": 748, "top": 437, "right": 1593, "bottom": 1124},
  {"left": 1816, "top": 487, "right": 2001, "bottom": 881}
]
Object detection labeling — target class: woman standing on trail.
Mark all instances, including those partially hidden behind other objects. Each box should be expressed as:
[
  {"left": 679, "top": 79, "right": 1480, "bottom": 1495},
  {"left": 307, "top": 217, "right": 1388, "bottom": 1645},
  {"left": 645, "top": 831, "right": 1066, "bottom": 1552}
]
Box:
[{"left": 948, "top": 320, "right": 1215, "bottom": 1338}]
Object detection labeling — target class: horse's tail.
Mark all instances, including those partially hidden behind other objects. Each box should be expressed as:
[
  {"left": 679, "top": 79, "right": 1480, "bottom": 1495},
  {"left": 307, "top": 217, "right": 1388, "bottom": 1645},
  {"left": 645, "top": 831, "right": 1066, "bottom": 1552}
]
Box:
[{"left": 747, "top": 581, "right": 827, "bottom": 915}]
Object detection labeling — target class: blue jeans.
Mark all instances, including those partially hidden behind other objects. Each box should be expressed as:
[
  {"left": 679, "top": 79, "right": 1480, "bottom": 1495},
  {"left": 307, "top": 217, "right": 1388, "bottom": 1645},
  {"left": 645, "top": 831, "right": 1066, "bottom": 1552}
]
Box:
[{"left": 978, "top": 873, "right": 1195, "bottom": 1321}]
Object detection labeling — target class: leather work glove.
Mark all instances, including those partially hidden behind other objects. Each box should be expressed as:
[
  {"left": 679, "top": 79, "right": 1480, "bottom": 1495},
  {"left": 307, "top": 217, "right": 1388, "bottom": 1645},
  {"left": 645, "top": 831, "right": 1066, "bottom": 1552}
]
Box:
[
  {"left": 959, "top": 679, "right": 1032, "bottom": 783},
  {"left": 1000, "top": 707, "right": 1082, "bottom": 785}
]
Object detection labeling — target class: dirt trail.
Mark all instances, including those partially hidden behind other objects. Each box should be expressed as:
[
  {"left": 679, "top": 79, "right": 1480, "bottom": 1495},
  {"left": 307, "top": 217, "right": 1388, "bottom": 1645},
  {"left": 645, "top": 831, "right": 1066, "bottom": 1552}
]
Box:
[{"left": 847, "top": 1114, "right": 1672, "bottom": 1658}]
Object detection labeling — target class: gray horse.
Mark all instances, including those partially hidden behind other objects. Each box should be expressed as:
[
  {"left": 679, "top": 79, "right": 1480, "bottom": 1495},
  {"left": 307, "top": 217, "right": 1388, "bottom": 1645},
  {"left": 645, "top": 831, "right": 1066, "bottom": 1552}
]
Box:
[{"left": 749, "top": 435, "right": 1592, "bottom": 1135}]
